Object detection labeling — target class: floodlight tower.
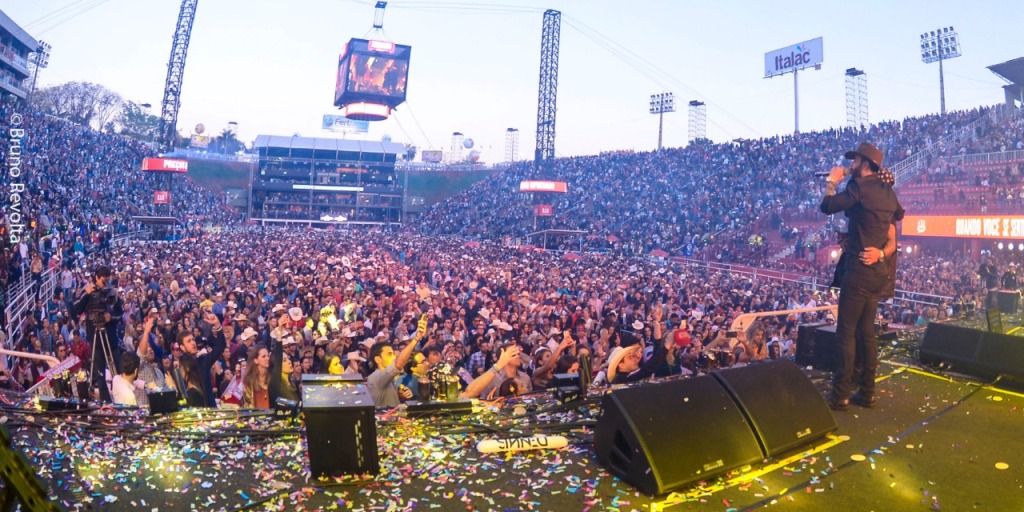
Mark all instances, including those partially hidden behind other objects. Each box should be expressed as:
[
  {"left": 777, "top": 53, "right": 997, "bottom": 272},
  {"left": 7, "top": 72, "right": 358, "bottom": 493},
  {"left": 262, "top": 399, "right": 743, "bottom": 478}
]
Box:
[
  {"left": 505, "top": 128, "right": 520, "bottom": 162},
  {"left": 844, "top": 68, "right": 868, "bottom": 128},
  {"left": 649, "top": 92, "right": 675, "bottom": 150},
  {"left": 920, "top": 27, "right": 961, "bottom": 115},
  {"left": 27, "top": 40, "right": 51, "bottom": 101},
  {"left": 687, "top": 100, "right": 706, "bottom": 143}
]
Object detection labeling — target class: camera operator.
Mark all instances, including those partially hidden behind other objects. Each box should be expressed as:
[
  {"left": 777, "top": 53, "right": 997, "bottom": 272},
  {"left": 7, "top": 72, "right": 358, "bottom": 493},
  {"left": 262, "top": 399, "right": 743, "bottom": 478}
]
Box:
[{"left": 70, "top": 266, "right": 124, "bottom": 402}]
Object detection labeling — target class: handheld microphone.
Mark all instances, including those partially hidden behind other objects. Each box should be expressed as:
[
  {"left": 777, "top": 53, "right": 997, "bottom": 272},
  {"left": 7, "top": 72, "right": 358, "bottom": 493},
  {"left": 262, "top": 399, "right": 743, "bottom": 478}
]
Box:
[{"left": 815, "top": 166, "right": 851, "bottom": 178}]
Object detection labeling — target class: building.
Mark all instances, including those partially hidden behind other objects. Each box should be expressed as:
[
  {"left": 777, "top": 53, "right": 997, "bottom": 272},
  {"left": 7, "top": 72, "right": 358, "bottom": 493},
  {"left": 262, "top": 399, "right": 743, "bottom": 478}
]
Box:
[
  {"left": 0, "top": 10, "right": 37, "bottom": 101},
  {"left": 251, "top": 135, "right": 406, "bottom": 225}
]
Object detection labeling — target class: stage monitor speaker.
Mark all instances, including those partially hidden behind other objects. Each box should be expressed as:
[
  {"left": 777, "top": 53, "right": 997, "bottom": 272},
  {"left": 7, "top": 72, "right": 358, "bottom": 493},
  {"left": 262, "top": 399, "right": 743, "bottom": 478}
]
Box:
[
  {"left": 712, "top": 359, "right": 837, "bottom": 457},
  {"left": 919, "top": 322, "right": 984, "bottom": 370},
  {"left": 997, "top": 290, "right": 1019, "bottom": 315},
  {"left": 812, "top": 325, "right": 838, "bottom": 371},
  {"left": 302, "top": 379, "right": 379, "bottom": 476},
  {"left": 594, "top": 376, "right": 763, "bottom": 495},
  {"left": 976, "top": 331, "right": 1024, "bottom": 385},
  {"left": 795, "top": 322, "right": 828, "bottom": 366}
]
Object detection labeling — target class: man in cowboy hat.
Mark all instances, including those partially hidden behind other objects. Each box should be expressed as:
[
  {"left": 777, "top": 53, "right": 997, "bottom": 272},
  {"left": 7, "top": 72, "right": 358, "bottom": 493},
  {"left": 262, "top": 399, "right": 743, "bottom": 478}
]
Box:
[{"left": 820, "top": 142, "right": 904, "bottom": 411}]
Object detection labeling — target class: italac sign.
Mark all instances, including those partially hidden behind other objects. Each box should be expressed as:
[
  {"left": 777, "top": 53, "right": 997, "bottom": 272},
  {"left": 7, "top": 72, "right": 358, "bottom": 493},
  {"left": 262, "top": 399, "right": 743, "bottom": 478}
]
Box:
[
  {"left": 764, "top": 37, "right": 823, "bottom": 78},
  {"left": 902, "top": 215, "right": 1024, "bottom": 239}
]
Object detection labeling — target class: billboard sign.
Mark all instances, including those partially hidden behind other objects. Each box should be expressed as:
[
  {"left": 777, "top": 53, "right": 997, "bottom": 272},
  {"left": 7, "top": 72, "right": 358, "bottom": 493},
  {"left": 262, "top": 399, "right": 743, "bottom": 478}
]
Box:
[
  {"left": 154, "top": 191, "right": 170, "bottom": 204},
  {"left": 322, "top": 115, "right": 369, "bottom": 133},
  {"left": 902, "top": 215, "right": 1024, "bottom": 239},
  {"left": 190, "top": 134, "right": 210, "bottom": 148},
  {"left": 142, "top": 157, "right": 188, "bottom": 173},
  {"left": 764, "top": 37, "right": 823, "bottom": 78},
  {"left": 421, "top": 150, "right": 443, "bottom": 163},
  {"left": 519, "top": 180, "right": 568, "bottom": 193},
  {"left": 535, "top": 205, "right": 553, "bottom": 217}
]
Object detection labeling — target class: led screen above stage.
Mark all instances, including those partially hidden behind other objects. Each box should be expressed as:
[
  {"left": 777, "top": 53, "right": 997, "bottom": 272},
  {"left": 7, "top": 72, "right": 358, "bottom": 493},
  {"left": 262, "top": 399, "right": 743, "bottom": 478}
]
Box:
[
  {"left": 902, "top": 215, "right": 1024, "bottom": 239},
  {"left": 334, "top": 38, "right": 411, "bottom": 110}
]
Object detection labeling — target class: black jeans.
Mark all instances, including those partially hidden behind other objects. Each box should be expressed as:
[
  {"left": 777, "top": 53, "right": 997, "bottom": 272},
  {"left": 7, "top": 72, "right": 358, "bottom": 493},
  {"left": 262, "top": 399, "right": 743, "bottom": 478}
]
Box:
[{"left": 832, "top": 269, "right": 885, "bottom": 400}]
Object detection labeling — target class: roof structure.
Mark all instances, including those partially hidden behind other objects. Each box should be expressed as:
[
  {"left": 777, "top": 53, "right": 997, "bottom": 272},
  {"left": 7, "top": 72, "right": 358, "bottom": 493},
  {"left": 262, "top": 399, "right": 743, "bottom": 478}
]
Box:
[{"left": 253, "top": 135, "right": 405, "bottom": 155}]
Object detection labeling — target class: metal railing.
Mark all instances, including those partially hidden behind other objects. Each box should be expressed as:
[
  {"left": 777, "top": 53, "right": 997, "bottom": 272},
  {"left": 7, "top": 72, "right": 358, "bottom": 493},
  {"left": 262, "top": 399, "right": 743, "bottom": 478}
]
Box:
[
  {"left": 671, "top": 257, "right": 953, "bottom": 307},
  {"left": 893, "top": 105, "right": 1018, "bottom": 186}
]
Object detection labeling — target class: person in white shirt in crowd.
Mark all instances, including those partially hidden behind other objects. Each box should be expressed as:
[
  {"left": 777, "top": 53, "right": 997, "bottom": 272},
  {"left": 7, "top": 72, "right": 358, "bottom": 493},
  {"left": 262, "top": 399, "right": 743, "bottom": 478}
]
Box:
[{"left": 111, "top": 352, "right": 141, "bottom": 406}]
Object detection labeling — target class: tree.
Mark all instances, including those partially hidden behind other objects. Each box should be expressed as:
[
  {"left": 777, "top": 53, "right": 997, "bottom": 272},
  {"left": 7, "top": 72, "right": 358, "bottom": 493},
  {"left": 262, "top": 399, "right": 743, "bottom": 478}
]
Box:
[
  {"left": 212, "top": 128, "right": 244, "bottom": 154},
  {"left": 405, "top": 144, "right": 417, "bottom": 161},
  {"left": 116, "top": 101, "right": 161, "bottom": 142},
  {"left": 30, "top": 81, "right": 123, "bottom": 131}
]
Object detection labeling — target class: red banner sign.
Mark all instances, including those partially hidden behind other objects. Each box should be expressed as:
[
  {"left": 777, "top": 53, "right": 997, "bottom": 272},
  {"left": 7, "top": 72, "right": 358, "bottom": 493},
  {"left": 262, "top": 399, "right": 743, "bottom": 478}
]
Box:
[
  {"left": 520, "top": 181, "right": 568, "bottom": 193},
  {"left": 535, "top": 205, "right": 553, "bottom": 217},
  {"left": 902, "top": 215, "right": 1024, "bottom": 239},
  {"left": 142, "top": 157, "right": 189, "bottom": 173},
  {"left": 154, "top": 191, "right": 170, "bottom": 204}
]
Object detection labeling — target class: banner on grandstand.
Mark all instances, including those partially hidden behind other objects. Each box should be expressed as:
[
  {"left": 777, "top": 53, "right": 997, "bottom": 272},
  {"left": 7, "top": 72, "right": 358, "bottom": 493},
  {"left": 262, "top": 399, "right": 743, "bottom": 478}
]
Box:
[
  {"left": 534, "top": 205, "right": 553, "bottom": 217},
  {"left": 764, "top": 37, "right": 823, "bottom": 78},
  {"left": 421, "top": 150, "right": 443, "bottom": 163},
  {"left": 154, "top": 191, "right": 170, "bottom": 204},
  {"left": 902, "top": 215, "right": 1024, "bottom": 239},
  {"left": 322, "top": 115, "right": 370, "bottom": 133},
  {"left": 190, "top": 134, "right": 211, "bottom": 148},
  {"left": 142, "top": 157, "right": 188, "bottom": 173},
  {"left": 520, "top": 181, "right": 568, "bottom": 193}
]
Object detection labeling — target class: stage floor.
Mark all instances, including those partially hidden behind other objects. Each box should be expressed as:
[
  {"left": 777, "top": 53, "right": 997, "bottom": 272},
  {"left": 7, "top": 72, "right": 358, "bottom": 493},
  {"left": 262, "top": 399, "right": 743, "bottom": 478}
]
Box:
[{"left": 11, "top": 357, "right": 1024, "bottom": 511}]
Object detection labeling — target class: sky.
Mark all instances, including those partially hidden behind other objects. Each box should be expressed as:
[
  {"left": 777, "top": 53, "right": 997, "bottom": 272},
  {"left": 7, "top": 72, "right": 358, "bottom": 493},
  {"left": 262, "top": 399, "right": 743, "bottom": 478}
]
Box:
[{"left": 2, "top": 0, "right": 1020, "bottom": 163}]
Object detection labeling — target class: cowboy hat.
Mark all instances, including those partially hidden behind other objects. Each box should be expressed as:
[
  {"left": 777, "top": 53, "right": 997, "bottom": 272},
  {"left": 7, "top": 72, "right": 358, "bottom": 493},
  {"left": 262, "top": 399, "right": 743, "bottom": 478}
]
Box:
[
  {"left": 606, "top": 344, "right": 642, "bottom": 383},
  {"left": 844, "top": 142, "right": 884, "bottom": 169}
]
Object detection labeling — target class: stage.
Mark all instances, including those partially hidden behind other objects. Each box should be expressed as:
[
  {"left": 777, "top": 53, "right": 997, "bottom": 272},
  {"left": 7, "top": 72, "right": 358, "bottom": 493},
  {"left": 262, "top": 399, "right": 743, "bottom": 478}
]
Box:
[{"left": 10, "top": 351, "right": 1024, "bottom": 510}]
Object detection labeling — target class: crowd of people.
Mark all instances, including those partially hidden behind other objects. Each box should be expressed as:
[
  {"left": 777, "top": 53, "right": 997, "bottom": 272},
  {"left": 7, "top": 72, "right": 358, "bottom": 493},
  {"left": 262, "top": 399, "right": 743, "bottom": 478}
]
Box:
[
  {"left": 413, "top": 107, "right": 1022, "bottom": 266},
  {"left": 6, "top": 228, "right": 868, "bottom": 407},
  {"left": 2, "top": 97, "right": 1023, "bottom": 409},
  {"left": 0, "top": 103, "right": 240, "bottom": 313}
]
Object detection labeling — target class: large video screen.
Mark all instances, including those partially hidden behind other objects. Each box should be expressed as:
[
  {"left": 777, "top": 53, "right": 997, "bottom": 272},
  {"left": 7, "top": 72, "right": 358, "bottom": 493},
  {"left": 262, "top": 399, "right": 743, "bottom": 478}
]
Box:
[{"left": 334, "top": 38, "right": 411, "bottom": 108}]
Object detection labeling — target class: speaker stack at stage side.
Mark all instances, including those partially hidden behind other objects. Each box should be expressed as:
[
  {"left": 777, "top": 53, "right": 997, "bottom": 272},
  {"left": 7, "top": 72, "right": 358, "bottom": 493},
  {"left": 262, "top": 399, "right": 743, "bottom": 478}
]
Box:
[
  {"left": 302, "top": 375, "right": 379, "bottom": 476},
  {"left": 920, "top": 322, "right": 1024, "bottom": 387},
  {"left": 714, "top": 360, "right": 838, "bottom": 458},
  {"left": 594, "top": 360, "right": 836, "bottom": 495}
]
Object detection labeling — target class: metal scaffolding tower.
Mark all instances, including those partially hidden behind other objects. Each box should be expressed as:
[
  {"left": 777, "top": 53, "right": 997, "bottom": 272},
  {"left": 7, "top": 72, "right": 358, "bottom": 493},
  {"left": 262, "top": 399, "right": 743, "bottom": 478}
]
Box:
[
  {"left": 687, "top": 100, "right": 706, "bottom": 143},
  {"left": 157, "top": 0, "right": 199, "bottom": 153},
  {"left": 534, "top": 9, "right": 560, "bottom": 175},
  {"left": 505, "top": 128, "right": 520, "bottom": 163},
  {"left": 844, "top": 68, "right": 868, "bottom": 128},
  {"left": 450, "top": 132, "right": 464, "bottom": 162}
]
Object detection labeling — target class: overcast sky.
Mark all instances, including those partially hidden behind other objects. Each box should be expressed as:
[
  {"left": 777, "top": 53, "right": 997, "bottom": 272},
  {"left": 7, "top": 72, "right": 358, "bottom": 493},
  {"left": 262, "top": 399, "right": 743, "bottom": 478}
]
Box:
[{"left": 4, "top": 0, "right": 1019, "bottom": 162}]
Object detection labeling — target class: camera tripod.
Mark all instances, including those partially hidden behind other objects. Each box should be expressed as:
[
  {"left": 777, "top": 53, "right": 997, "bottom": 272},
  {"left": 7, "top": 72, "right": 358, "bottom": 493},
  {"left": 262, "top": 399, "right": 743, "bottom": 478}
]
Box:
[{"left": 88, "top": 326, "right": 118, "bottom": 402}]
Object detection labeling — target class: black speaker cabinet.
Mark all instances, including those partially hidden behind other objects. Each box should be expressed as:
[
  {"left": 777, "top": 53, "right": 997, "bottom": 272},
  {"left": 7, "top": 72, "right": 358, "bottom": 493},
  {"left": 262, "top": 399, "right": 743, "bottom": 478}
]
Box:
[
  {"left": 795, "top": 322, "right": 828, "bottom": 366},
  {"left": 997, "top": 290, "right": 1019, "bottom": 315},
  {"left": 919, "top": 322, "right": 1024, "bottom": 387},
  {"left": 147, "top": 389, "right": 180, "bottom": 415},
  {"left": 713, "top": 359, "right": 837, "bottom": 457},
  {"left": 595, "top": 362, "right": 837, "bottom": 495},
  {"left": 302, "top": 378, "right": 378, "bottom": 476},
  {"left": 594, "top": 376, "right": 764, "bottom": 496},
  {"left": 919, "top": 322, "right": 984, "bottom": 370}
]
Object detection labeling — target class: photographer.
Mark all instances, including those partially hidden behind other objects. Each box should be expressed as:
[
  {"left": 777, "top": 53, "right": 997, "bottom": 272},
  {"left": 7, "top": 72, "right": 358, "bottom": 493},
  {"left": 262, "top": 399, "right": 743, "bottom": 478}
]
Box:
[{"left": 70, "top": 266, "right": 123, "bottom": 402}]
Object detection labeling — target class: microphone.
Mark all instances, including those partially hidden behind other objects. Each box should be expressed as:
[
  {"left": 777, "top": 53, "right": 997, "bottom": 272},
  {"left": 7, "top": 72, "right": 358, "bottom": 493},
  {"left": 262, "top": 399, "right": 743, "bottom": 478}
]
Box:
[{"left": 815, "top": 166, "right": 851, "bottom": 178}]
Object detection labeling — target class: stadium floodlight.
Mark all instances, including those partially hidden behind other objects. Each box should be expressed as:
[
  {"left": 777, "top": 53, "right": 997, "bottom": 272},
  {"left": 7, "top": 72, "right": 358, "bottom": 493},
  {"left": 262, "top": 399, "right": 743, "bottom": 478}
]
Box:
[
  {"left": 649, "top": 92, "right": 675, "bottom": 150},
  {"left": 920, "top": 26, "right": 961, "bottom": 115}
]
